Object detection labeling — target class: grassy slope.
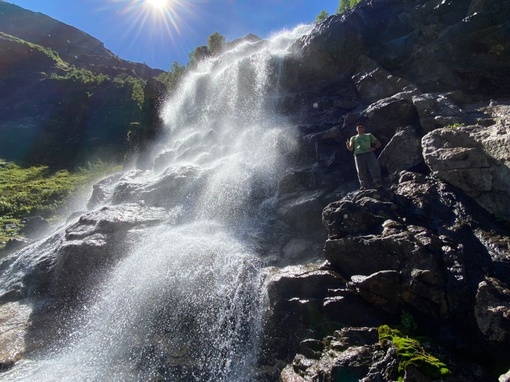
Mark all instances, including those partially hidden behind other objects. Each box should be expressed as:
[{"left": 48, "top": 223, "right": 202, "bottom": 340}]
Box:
[{"left": 0, "top": 159, "right": 121, "bottom": 246}]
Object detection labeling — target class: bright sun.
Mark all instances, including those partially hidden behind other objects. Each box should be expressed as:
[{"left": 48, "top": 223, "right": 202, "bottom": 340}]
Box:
[{"left": 145, "top": 0, "right": 169, "bottom": 10}]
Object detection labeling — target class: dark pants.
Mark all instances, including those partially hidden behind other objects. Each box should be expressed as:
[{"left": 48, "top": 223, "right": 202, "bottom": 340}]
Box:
[{"left": 354, "top": 152, "right": 381, "bottom": 188}]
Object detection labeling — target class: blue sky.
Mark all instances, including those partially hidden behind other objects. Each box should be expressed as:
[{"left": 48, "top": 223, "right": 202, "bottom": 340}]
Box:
[{"left": 5, "top": 0, "right": 339, "bottom": 71}]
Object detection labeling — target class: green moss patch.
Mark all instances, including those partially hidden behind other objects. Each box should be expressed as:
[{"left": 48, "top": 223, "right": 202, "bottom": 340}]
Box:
[{"left": 378, "top": 325, "right": 451, "bottom": 381}]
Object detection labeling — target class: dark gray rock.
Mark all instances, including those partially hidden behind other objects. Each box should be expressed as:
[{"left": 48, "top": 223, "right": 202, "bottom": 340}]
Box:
[
  {"left": 359, "top": 94, "right": 420, "bottom": 146},
  {"left": 352, "top": 55, "right": 417, "bottom": 105},
  {"left": 412, "top": 92, "right": 466, "bottom": 133},
  {"left": 474, "top": 277, "right": 510, "bottom": 343},
  {"left": 378, "top": 125, "right": 423, "bottom": 175},
  {"left": 1, "top": 203, "right": 167, "bottom": 304},
  {"left": 278, "top": 168, "right": 510, "bottom": 380},
  {"left": 280, "top": 327, "right": 399, "bottom": 382}
]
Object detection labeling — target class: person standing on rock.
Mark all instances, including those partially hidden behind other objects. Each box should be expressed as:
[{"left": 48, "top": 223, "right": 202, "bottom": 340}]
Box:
[{"left": 346, "top": 122, "right": 382, "bottom": 190}]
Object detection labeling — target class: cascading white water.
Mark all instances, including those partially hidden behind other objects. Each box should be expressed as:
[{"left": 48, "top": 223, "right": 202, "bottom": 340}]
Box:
[
  {"left": 1, "top": 25, "right": 312, "bottom": 381},
  {"left": 4, "top": 223, "right": 264, "bottom": 381}
]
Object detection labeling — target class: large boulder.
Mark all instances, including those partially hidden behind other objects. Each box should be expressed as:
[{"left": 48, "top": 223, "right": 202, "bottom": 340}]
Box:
[
  {"left": 0, "top": 202, "right": 167, "bottom": 304},
  {"left": 352, "top": 55, "right": 417, "bottom": 105},
  {"left": 474, "top": 277, "right": 510, "bottom": 344},
  {"left": 412, "top": 92, "right": 466, "bottom": 133},
  {"left": 378, "top": 125, "right": 423, "bottom": 175},
  {"left": 358, "top": 93, "right": 420, "bottom": 146},
  {"left": 422, "top": 107, "right": 510, "bottom": 222},
  {"left": 324, "top": 222, "right": 448, "bottom": 318}
]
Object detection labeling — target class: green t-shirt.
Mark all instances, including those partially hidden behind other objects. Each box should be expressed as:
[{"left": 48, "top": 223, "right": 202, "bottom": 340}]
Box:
[{"left": 350, "top": 133, "right": 377, "bottom": 155}]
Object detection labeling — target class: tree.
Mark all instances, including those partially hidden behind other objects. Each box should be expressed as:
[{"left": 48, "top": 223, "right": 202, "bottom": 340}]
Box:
[
  {"left": 207, "top": 32, "right": 226, "bottom": 56},
  {"left": 315, "top": 10, "right": 329, "bottom": 23},
  {"left": 187, "top": 32, "right": 226, "bottom": 68},
  {"left": 188, "top": 45, "right": 210, "bottom": 68},
  {"left": 157, "top": 61, "right": 186, "bottom": 92},
  {"left": 337, "top": 0, "right": 361, "bottom": 14},
  {"left": 337, "top": 0, "right": 350, "bottom": 14}
]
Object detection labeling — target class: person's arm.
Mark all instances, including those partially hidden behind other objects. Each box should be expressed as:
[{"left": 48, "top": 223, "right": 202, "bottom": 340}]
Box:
[
  {"left": 370, "top": 135, "right": 381, "bottom": 151},
  {"left": 346, "top": 137, "right": 353, "bottom": 151}
]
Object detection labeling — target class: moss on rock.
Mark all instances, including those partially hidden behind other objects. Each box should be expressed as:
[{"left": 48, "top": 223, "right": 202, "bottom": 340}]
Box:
[{"left": 378, "top": 325, "right": 451, "bottom": 381}]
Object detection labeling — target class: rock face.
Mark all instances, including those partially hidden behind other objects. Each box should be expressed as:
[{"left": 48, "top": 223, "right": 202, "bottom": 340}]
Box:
[
  {"left": 260, "top": 1, "right": 510, "bottom": 377},
  {"left": 0, "top": 0, "right": 510, "bottom": 380},
  {"left": 266, "top": 173, "right": 510, "bottom": 381},
  {"left": 0, "top": 186, "right": 168, "bottom": 364},
  {"left": 290, "top": 0, "right": 510, "bottom": 97},
  {"left": 423, "top": 116, "right": 510, "bottom": 222},
  {"left": 275, "top": 0, "right": 510, "bottom": 226}
]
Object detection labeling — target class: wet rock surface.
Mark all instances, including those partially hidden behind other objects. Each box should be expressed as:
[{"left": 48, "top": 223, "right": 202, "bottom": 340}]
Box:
[
  {"left": 266, "top": 172, "right": 510, "bottom": 380},
  {"left": 0, "top": 302, "right": 31, "bottom": 369}
]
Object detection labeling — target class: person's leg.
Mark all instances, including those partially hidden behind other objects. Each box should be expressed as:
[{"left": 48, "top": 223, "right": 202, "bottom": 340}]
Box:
[
  {"left": 355, "top": 154, "right": 369, "bottom": 189},
  {"left": 367, "top": 153, "right": 382, "bottom": 186}
]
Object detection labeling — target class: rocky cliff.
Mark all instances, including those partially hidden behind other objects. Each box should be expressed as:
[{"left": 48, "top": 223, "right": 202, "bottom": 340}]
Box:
[
  {"left": 0, "top": 0, "right": 509, "bottom": 381},
  {"left": 266, "top": 0, "right": 510, "bottom": 380},
  {"left": 0, "top": 2, "right": 163, "bottom": 167}
]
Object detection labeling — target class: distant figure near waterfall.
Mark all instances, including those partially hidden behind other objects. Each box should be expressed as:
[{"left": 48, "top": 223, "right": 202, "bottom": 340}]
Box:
[{"left": 346, "top": 122, "right": 382, "bottom": 190}]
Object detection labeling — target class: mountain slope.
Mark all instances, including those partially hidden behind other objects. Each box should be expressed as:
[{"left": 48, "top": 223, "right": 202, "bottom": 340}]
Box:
[
  {"left": 0, "top": 2, "right": 164, "bottom": 168},
  {"left": 0, "top": 2, "right": 161, "bottom": 79}
]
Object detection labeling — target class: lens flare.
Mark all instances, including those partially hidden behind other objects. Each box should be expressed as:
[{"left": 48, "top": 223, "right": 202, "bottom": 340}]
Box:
[{"left": 145, "top": 0, "right": 169, "bottom": 10}]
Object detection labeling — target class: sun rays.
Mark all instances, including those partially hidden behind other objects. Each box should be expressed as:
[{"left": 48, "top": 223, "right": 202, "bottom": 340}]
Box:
[
  {"left": 96, "top": 0, "right": 205, "bottom": 69},
  {"left": 140, "top": 0, "right": 183, "bottom": 34},
  {"left": 115, "top": 0, "right": 191, "bottom": 42},
  {"left": 107, "top": 0, "right": 192, "bottom": 64},
  {"left": 145, "top": 0, "right": 170, "bottom": 10}
]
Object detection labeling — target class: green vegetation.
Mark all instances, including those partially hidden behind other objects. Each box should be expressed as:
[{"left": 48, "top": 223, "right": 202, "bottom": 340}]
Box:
[
  {"left": 378, "top": 325, "right": 451, "bottom": 381},
  {"left": 315, "top": 0, "right": 361, "bottom": 23},
  {"left": 446, "top": 122, "right": 463, "bottom": 129},
  {"left": 188, "top": 32, "right": 227, "bottom": 68},
  {"left": 113, "top": 73, "right": 146, "bottom": 108},
  {"left": 337, "top": 0, "right": 362, "bottom": 14},
  {"left": 188, "top": 45, "right": 211, "bottom": 68},
  {"left": 207, "top": 32, "right": 226, "bottom": 56},
  {"left": 0, "top": 159, "right": 121, "bottom": 247},
  {"left": 157, "top": 61, "right": 186, "bottom": 93},
  {"left": 49, "top": 66, "right": 110, "bottom": 84},
  {"left": 0, "top": 31, "right": 67, "bottom": 69},
  {"left": 316, "top": 10, "right": 329, "bottom": 22},
  {"left": 1, "top": 31, "right": 146, "bottom": 106},
  {"left": 48, "top": 69, "right": 145, "bottom": 107},
  {"left": 489, "top": 44, "right": 504, "bottom": 56}
]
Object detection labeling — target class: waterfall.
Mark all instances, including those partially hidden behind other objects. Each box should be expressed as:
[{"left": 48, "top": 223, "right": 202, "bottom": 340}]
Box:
[{"left": 0, "top": 24, "right": 312, "bottom": 381}]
